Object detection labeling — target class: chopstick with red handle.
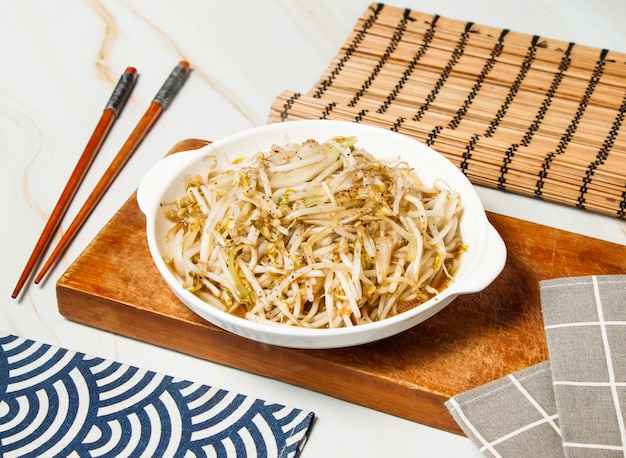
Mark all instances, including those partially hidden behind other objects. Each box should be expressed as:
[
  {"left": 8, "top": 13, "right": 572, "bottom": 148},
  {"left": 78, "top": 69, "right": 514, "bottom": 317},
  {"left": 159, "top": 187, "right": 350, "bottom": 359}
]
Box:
[
  {"left": 11, "top": 67, "right": 138, "bottom": 299},
  {"left": 33, "top": 60, "right": 190, "bottom": 286}
]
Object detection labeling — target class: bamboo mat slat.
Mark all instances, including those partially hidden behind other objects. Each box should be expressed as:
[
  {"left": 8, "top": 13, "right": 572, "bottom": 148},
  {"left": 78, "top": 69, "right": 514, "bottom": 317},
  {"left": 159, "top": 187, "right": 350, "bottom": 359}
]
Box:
[{"left": 268, "top": 2, "right": 626, "bottom": 219}]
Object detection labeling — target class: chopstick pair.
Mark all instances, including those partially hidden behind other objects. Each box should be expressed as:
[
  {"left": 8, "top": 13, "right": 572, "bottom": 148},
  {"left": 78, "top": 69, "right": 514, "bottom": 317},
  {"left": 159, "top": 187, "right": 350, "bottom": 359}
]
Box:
[{"left": 12, "top": 60, "right": 191, "bottom": 299}]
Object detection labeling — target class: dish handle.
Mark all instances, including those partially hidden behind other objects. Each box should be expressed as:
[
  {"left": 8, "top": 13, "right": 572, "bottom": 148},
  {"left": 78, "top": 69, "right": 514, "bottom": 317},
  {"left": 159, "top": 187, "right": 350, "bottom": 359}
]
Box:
[{"left": 457, "top": 223, "right": 507, "bottom": 294}]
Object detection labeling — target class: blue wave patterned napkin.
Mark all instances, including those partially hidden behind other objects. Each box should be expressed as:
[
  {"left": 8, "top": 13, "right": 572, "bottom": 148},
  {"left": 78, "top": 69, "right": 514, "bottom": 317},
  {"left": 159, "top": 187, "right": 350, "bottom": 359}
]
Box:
[{"left": 0, "top": 333, "right": 314, "bottom": 457}]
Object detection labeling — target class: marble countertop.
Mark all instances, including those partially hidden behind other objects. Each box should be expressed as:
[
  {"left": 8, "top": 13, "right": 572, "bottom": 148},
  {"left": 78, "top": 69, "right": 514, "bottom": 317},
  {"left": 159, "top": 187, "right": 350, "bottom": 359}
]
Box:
[{"left": 2, "top": 0, "right": 625, "bottom": 456}]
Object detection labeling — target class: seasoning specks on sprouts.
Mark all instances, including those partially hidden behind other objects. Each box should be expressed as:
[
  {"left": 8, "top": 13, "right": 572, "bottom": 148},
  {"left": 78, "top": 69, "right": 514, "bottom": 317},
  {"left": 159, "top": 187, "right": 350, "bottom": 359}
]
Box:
[{"left": 162, "top": 136, "right": 464, "bottom": 328}]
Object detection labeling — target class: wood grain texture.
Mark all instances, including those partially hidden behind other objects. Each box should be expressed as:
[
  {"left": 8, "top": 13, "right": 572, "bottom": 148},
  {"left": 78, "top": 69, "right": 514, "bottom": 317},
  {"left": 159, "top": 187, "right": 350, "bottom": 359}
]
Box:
[{"left": 56, "top": 139, "right": 626, "bottom": 435}]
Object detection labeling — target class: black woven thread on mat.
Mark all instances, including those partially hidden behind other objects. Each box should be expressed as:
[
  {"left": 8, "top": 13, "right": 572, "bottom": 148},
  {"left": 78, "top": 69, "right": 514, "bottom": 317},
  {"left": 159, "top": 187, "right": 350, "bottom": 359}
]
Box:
[
  {"left": 520, "top": 42, "right": 574, "bottom": 147},
  {"left": 497, "top": 144, "right": 518, "bottom": 190},
  {"left": 425, "top": 125, "right": 443, "bottom": 147},
  {"left": 577, "top": 88, "right": 626, "bottom": 213},
  {"left": 319, "top": 102, "right": 337, "bottom": 119},
  {"left": 412, "top": 21, "right": 474, "bottom": 122},
  {"left": 456, "top": 33, "right": 542, "bottom": 178},
  {"left": 459, "top": 134, "right": 480, "bottom": 174},
  {"left": 313, "top": 3, "right": 383, "bottom": 99},
  {"left": 377, "top": 14, "right": 439, "bottom": 115},
  {"left": 348, "top": 8, "right": 414, "bottom": 108},
  {"left": 391, "top": 117, "right": 405, "bottom": 132},
  {"left": 484, "top": 35, "right": 540, "bottom": 138},
  {"left": 354, "top": 109, "right": 368, "bottom": 122},
  {"left": 498, "top": 42, "right": 574, "bottom": 190},
  {"left": 535, "top": 48, "right": 608, "bottom": 199},
  {"left": 447, "top": 28, "right": 509, "bottom": 130},
  {"left": 279, "top": 92, "right": 301, "bottom": 121}
]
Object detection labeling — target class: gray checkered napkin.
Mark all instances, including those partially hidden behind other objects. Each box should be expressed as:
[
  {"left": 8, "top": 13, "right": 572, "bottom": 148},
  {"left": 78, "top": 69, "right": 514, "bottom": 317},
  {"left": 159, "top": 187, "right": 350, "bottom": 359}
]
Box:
[{"left": 445, "top": 275, "right": 626, "bottom": 457}]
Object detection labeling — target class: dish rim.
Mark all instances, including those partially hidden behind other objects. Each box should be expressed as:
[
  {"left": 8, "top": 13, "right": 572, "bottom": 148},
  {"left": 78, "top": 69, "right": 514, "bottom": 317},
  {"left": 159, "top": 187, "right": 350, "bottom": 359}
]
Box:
[{"left": 137, "top": 120, "right": 506, "bottom": 348}]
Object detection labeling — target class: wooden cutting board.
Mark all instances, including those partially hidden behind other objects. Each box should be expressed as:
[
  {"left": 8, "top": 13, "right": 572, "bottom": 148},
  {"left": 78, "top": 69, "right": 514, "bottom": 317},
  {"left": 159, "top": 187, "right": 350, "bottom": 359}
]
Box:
[{"left": 56, "top": 139, "right": 625, "bottom": 435}]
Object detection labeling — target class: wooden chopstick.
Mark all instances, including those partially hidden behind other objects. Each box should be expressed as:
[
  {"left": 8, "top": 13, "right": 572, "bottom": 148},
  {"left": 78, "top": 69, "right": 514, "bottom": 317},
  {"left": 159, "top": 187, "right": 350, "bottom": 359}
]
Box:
[
  {"left": 33, "top": 60, "right": 191, "bottom": 286},
  {"left": 11, "top": 67, "right": 138, "bottom": 299}
]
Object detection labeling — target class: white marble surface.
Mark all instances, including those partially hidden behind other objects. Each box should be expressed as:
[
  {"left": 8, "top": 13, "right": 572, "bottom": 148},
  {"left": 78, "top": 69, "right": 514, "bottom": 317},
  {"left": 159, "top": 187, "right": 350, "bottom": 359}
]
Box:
[{"left": 2, "top": 0, "right": 625, "bottom": 456}]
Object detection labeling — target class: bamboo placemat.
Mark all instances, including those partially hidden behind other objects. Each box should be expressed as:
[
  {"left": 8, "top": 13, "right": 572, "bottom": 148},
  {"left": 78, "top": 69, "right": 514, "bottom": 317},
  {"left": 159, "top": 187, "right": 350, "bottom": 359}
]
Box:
[{"left": 268, "top": 3, "right": 626, "bottom": 219}]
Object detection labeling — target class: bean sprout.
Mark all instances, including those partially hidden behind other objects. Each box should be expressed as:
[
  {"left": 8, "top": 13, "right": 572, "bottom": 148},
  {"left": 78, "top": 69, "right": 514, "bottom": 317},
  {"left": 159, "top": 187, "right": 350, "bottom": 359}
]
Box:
[{"left": 162, "top": 136, "right": 465, "bottom": 328}]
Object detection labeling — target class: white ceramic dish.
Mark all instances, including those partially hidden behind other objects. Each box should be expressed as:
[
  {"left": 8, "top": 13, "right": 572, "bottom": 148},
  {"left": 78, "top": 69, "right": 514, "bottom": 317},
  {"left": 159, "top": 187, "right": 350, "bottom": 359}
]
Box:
[{"left": 137, "top": 120, "right": 506, "bottom": 349}]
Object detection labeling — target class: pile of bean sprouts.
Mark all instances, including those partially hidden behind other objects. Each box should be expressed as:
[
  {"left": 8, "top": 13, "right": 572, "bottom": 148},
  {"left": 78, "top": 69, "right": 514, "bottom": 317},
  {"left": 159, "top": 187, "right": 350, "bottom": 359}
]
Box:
[{"left": 162, "top": 136, "right": 465, "bottom": 328}]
